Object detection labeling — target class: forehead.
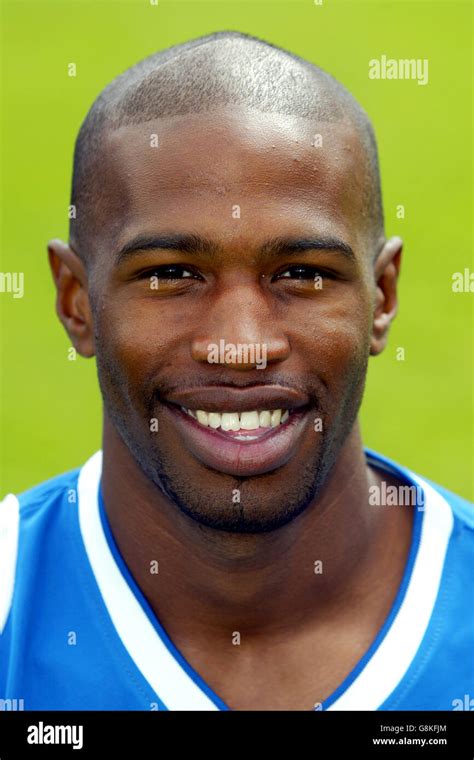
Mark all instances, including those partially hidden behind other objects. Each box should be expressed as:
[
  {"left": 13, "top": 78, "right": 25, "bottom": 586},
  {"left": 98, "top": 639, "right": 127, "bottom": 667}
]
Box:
[{"left": 99, "top": 106, "right": 369, "bottom": 255}]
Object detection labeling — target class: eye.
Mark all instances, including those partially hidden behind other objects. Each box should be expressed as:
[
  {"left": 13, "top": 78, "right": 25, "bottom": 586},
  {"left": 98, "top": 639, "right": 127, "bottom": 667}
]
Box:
[
  {"left": 137, "top": 264, "right": 199, "bottom": 281},
  {"left": 273, "top": 265, "right": 332, "bottom": 281}
]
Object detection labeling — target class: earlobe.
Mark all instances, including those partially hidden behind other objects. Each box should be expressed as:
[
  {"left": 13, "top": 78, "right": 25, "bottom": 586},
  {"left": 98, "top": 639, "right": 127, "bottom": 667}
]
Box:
[
  {"left": 370, "top": 237, "right": 403, "bottom": 356},
  {"left": 47, "top": 239, "right": 95, "bottom": 358}
]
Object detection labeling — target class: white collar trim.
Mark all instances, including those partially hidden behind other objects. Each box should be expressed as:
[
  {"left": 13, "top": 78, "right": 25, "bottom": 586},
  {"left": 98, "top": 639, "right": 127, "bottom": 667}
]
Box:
[
  {"left": 78, "top": 450, "right": 454, "bottom": 711},
  {"left": 327, "top": 467, "right": 453, "bottom": 710},
  {"left": 77, "top": 450, "right": 219, "bottom": 711}
]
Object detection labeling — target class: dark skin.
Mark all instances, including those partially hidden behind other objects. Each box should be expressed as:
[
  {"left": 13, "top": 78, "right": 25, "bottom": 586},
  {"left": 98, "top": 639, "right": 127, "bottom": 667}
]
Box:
[{"left": 48, "top": 106, "right": 411, "bottom": 710}]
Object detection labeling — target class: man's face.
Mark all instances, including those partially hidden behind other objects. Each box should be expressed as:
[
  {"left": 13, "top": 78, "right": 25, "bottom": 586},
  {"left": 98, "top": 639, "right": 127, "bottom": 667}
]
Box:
[{"left": 88, "top": 107, "right": 378, "bottom": 532}]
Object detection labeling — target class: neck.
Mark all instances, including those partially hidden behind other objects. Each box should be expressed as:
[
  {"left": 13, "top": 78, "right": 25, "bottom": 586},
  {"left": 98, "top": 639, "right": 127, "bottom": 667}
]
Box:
[{"left": 101, "top": 415, "right": 412, "bottom": 639}]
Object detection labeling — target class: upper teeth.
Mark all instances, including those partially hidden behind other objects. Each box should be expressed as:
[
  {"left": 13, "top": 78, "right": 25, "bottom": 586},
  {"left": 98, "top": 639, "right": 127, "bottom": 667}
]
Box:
[{"left": 182, "top": 408, "right": 290, "bottom": 430}]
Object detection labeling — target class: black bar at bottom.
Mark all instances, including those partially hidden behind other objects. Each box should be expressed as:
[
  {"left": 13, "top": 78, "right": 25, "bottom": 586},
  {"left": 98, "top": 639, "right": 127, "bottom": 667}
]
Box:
[{"left": 0, "top": 710, "right": 472, "bottom": 757}]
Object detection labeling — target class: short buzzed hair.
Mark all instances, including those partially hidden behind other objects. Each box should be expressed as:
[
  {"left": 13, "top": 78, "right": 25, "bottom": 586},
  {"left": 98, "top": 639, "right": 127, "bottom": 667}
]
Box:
[{"left": 69, "top": 30, "right": 384, "bottom": 261}]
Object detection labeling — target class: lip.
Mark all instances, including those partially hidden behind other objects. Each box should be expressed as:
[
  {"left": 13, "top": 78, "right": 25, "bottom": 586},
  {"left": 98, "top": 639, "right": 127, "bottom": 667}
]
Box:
[
  {"left": 161, "top": 401, "right": 312, "bottom": 477},
  {"left": 162, "top": 384, "right": 310, "bottom": 414}
]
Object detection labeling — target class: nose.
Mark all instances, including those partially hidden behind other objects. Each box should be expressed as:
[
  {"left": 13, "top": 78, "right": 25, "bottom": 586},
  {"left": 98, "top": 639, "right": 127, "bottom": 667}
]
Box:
[{"left": 191, "top": 280, "right": 290, "bottom": 370}]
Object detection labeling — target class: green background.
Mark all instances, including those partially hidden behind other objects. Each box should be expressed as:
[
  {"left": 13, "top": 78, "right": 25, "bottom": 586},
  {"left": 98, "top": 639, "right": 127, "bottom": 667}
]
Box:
[{"left": 1, "top": 0, "right": 472, "bottom": 498}]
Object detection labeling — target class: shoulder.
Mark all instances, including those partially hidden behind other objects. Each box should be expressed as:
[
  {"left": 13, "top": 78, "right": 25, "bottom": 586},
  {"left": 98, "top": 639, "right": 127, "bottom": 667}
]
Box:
[
  {"left": 0, "top": 464, "right": 84, "bottom": 635},
  {"left": 364, "top": 449, "right": 473, "bottom": 709},
  {"left": 5, "top": 466, "right": 82, "bottom": 516},
  {"left": 419, "top": 477, "right": 474, "bottom": 530},
  {"left": 366, "top": 447, "right": 473, "bottom": 593},
  {"left": 365, "top": 447, "right": 473, "bottom": 528}
]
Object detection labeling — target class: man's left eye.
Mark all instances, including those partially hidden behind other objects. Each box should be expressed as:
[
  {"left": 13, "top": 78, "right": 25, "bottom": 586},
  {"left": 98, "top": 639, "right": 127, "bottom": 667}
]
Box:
[{"left": 274, "top": 266, "right": 327, "bottom": 280}]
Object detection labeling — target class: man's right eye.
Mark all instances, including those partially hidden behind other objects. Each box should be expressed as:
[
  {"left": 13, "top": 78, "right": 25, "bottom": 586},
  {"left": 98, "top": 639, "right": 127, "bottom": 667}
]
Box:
[{"left": 137, "top": 265, "right": 197, "bottom": 280}]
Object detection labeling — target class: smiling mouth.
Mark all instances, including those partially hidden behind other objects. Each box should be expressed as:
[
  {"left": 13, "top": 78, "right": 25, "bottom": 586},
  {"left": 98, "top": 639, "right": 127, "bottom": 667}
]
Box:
[
  {"left": 179, "top": 406, "right": 290, "bottom": 440},
  {"left": 162, "top": 400, "right": 311, "bottom": 476}
]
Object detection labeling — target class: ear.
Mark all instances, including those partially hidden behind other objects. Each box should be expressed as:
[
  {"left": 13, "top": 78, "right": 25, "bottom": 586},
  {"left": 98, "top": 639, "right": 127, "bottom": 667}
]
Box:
[
  {"left": 47, "top": 239, "right": 95, "bottom": 358},
  {"left": 370, "top": 236, "right": 403, "bottom": 356}
]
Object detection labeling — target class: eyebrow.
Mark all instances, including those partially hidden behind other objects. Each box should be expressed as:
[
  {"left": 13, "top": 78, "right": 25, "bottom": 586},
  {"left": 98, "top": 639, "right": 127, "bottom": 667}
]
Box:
[{"left": 115, "top": 232, "right": 356, "bottom": 264}]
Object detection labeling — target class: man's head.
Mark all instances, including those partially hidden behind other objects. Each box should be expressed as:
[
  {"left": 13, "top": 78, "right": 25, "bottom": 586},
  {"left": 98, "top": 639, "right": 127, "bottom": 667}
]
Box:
[
  {"left": 69, "top": 31, "right": 385, "bottom": 261},
  {"left": 49, "top": 31, "right": 402, "bottom": 533}
]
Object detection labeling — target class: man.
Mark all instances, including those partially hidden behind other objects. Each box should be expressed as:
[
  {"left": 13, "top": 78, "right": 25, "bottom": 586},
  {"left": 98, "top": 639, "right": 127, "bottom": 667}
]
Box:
[{"left": 0, "top": 31, "right": 472, "bottom": 711}]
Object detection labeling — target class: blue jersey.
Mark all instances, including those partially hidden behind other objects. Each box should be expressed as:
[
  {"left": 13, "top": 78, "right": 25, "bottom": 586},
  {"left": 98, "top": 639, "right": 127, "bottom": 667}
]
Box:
[{"left": 1, "top": 449, "right": 473, "bottom": 711}]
